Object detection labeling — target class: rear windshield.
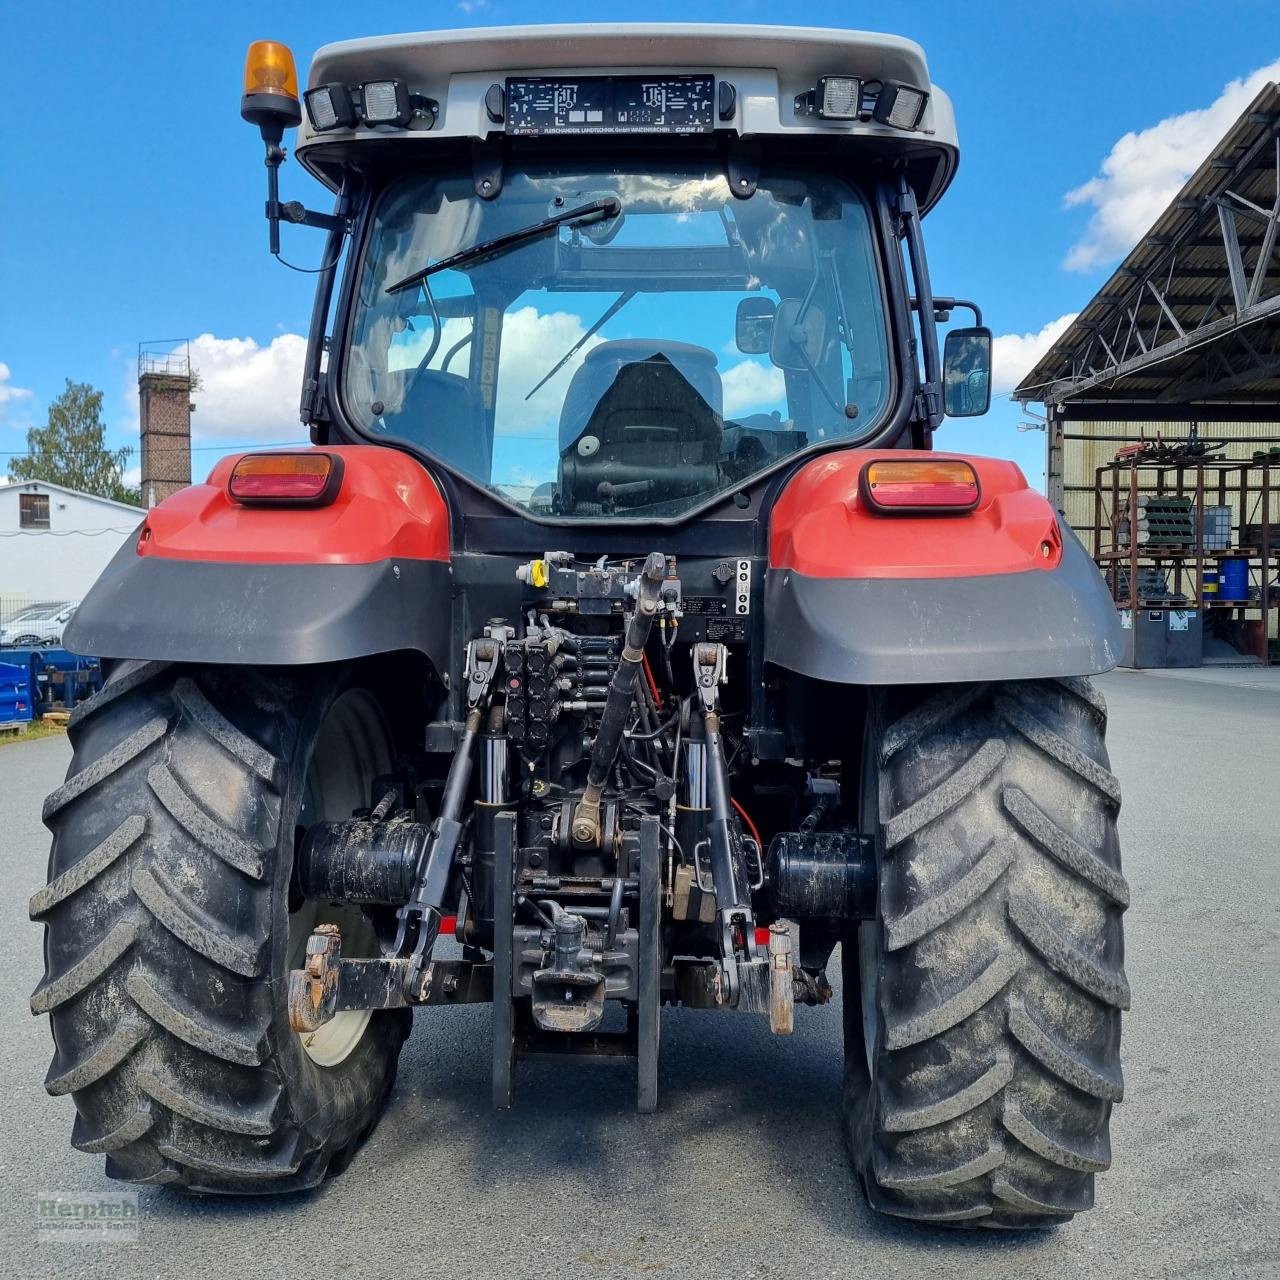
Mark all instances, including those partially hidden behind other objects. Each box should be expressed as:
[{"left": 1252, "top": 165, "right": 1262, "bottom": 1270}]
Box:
[{"left": 345, "top": 162, "right": 891, "bottom": 519}]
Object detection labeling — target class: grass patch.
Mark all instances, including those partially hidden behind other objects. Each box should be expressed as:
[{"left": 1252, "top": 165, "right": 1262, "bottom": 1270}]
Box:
[{"left": 0, "top": 718, "right": 69, "bottom": 748}]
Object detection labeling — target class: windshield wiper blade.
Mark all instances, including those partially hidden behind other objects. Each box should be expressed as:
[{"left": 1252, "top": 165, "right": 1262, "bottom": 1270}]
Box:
[
  {"left": 524, "top": 290, "right": 635, "bottom": 400},
  {"left": 385, "top": 197, "right": 622, "bottom": 296}
]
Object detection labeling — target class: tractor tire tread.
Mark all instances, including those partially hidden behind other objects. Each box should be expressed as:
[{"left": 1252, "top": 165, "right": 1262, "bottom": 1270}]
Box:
[
  {"left": 31, "top": 664, "right": 406, "bottom": 1193},
  {"left": 849, "top": 677, "right": 1127, "bottom": 1230}
]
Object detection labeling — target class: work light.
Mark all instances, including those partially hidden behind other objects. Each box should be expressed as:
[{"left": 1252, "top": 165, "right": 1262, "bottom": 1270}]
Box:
[
  {"left": 873, "top": 81, "right": 929, "bottom": 130},
  {"left": 361, "top": 80, "right": 412, "bottom": 127},
  {"left": 795, "top": 75, "right": 863, "bottom": 120},
  {"left": 817, "top": 76, "right": 862, "bottom": 119},
  {"left": 305, "top": 83, "right": 358, "bottom": 131}
]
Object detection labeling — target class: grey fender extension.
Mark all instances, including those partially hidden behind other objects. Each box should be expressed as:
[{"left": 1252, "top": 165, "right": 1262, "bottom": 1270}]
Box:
[
  {"left": 764, "top": 530, "right": 1121, "bottom": 685},
  {"left": 64, "top": 540, "right": 451, "bottom": 670}
]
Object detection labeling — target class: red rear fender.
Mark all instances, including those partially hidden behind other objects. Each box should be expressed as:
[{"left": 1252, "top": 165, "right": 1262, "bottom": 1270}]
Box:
[
  {"left": 137, "top": 445, "right": 450, "bottom": 565},
  {"left": 770, "top": 451, "right": 1062, "bottom": 580}
]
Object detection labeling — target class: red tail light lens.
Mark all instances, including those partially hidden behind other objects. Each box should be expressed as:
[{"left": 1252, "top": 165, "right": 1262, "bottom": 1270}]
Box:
[
  {"left": 228, "top": 452, "right": 343, "bottom": 505},
  {"left": 860, "top": 459, "right": 980, "bottom": 513}
]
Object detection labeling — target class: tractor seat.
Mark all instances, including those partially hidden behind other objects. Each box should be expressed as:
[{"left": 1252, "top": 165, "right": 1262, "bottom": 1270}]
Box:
[
  {"left": 558, "top": 341, "right": 724, "bottom": 509},
  {"left": 385, "top": 368, "right": 490, "bottom": 481}
]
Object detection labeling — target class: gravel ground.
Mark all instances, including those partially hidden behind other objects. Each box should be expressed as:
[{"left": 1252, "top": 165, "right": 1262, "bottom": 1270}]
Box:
[{"left": 1, "top": 668, "right": 1276, "bottom": 1279}]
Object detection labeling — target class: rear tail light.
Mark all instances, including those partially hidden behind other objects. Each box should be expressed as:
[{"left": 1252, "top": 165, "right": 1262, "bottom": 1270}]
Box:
[
  {"left": 860, "top": 459, "right": 980, "bottom": 513},
  {"left": 228, "top": 452, "right": 343, "bottom": 505}
]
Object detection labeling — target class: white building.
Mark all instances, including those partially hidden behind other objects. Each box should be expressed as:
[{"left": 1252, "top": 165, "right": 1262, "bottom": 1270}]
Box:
[{"left": 0, "top": 479, "right": 144, "bottom": 614}]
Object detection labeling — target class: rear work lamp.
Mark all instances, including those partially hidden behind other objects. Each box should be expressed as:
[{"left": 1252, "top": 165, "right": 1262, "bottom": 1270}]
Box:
[
  {"left": 305, "top": 83, "right": 358, "bottom": 131},
  {"left": 228, "top": 453, "right": 344, "bottom": 506},
  {"left": 795, "top": 75, "right": 863, "bottom": 121},
  {"left": 873, "top": 81, "right": 929, "bottom": 130},
  {"left": 361, "top": 79, "right": 413, "bottom": 127},
  {"left": 859, "top": 459, "right": 980, "bottom": 513}
]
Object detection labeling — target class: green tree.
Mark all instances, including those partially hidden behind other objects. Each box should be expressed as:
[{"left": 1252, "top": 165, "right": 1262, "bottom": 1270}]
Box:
[{"left": 10, "top": 380, "right": 140, "bottom": 505}]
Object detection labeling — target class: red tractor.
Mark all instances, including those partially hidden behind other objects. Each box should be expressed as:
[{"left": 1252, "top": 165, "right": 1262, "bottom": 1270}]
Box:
[{"left": 32, "top": 25, "right": 1127, "bottom": 1228}]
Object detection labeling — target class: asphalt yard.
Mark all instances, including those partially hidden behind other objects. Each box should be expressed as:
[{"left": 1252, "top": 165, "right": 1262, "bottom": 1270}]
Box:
[{"left": 2, "top": 666, "right": 1276, "bottom": 1279}]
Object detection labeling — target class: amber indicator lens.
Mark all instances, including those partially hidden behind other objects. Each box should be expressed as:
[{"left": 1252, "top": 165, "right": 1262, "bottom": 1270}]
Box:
[
  {"left": 861, "top": 459, "right": 980, "bottom": 511},
  {"left": 228, "top": 453, "right": 341, "bottom": 504}
]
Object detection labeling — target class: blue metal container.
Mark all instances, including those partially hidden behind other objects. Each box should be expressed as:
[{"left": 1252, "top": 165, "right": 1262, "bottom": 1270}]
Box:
[
  {"left": 0, "top": 660, "right": 33, "bottom": 726},
  {"left": 0, "top": 647, "right": 103, "bottom": 714},
  {"left": 1219, "top": 558, "right": 1249, "bottom": 601}
]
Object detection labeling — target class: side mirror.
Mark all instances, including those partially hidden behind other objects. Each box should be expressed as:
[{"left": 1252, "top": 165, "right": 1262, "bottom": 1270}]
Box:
[
  {"left": 770, "top": 299, "right": 826, "bottom": 372},
  {"left": 735, "top": 298, "right": 776, "bottom": 355},
  {"left": 942, "top": 326, "right": 993, "bottom": 417}
]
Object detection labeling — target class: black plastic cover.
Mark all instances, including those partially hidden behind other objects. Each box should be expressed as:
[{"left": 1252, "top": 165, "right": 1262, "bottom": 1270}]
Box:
[
  {"left": 764, "top": 530, "right": 1122, "bottom": 685},
  {"left": 64, "top": 539, "right": 451, "bottom": 671}
]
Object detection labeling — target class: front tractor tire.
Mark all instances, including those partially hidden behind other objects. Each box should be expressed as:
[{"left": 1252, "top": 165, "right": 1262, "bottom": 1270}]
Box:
[
  {"left": 30, "top": 662, "right": 410, "bottom": 1193},
  {"left": 845, "top": 678, "right": 1129, "bottom": 1228}
]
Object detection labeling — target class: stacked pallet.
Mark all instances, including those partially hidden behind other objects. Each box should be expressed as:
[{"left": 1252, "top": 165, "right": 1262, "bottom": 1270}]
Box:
[{"left": 1118, "top": 495, "right": 1195, "bottom": 547}]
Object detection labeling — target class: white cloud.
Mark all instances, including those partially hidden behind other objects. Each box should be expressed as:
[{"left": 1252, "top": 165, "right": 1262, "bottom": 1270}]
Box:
[
  {"left": 722, "top": 359, "right": 786, "bottom": 418},
  {"left": 492, "top": 307, "right": 607, "bottom": 434},
  {"left": 386, "top": 305, "right": 605, "bottom": 437},
  {"left": 1063, "top": 59, "right": 1280, "bottom": 272},
  {"left": 456, "top": 0, "right": 487, "bottom": 11},
  {"left": 992, "top": 312, "right": 1078, "bottom": 396},
  {"left": 0, "top": 362, "right": 32, "bottom": 421},
  {"left": 185, "top": 332, "right": 308, "bottom": 442}
]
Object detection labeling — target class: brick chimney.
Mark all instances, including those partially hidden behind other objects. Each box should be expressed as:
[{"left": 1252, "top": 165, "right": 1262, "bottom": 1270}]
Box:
[{"left": 138, "top": 341, "right": 193, "bottom": 508}]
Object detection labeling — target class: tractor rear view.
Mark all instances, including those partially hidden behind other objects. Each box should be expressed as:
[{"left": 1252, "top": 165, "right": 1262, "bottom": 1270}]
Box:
[{"left": 32, "top": 25, "right": 1127, "bottom": 1228}]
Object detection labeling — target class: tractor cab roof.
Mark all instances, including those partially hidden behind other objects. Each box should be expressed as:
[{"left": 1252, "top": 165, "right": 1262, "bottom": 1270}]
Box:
[{"left": 297, "top": 23, "right": 958, "bottom": 212}]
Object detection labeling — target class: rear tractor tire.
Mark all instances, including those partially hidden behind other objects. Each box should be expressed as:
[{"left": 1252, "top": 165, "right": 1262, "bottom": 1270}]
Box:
[
  {"left": 30, "top": 661, "right": 410, "bottom": 1193},
  {"left": 845, "top": 677, "right": 1129, "bottom": 1228}
]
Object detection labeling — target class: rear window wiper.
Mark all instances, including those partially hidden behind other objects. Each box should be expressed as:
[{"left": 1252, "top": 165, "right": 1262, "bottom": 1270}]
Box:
[{"left": 385, "top": 197, "right": 622, "bottom": 296}]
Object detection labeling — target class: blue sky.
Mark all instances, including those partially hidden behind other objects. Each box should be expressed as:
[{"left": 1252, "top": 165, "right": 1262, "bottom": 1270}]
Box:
[{"left": 2, "top": 1, "right": 1278, "bottom": 490}]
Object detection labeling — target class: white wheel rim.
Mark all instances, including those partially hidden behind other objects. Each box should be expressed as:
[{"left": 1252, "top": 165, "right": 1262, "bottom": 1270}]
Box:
[
  {"left": 287, "top": 901, "right": 376, "bottom": 1067},
  {"left": 290, "top": 689, "right": 392, "bottom": 1069}
]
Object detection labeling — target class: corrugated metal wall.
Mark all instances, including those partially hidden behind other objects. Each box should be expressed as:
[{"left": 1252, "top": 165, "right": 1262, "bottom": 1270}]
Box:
[
  {"left": 1054, "top": 420, "right": 1279, "bottom": 648},
  {"left": 1056, "top": 421, "right": 1277, "bottom": 550}
]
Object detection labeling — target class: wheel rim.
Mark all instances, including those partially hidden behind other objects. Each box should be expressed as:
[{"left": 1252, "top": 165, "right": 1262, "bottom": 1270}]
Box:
[{"left": 288, "top": 689, "right": 393, "bottom": 1069}]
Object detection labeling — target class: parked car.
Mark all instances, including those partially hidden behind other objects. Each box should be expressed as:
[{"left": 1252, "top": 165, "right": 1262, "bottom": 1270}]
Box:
[{"left": 0, "top": 602, "right": 78, "bottom": 648}]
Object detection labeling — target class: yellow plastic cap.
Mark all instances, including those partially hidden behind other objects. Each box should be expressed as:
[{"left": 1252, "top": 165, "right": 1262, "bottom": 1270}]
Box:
[{"left": 243, "top": 40, "right": 299, "bottom": 101}]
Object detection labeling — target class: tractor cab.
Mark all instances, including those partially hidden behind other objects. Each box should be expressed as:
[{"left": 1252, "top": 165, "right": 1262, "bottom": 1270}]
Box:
[{"left": 243, "top": 25, "right": 988, "bottom": 522}]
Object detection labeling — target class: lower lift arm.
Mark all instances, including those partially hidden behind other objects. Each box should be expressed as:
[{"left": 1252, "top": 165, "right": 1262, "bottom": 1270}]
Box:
[
  {"left": 692, "top": 642, "right": 766, "bottom": 1007},
  {"left": 289, "top": 634, "right": 503, "bottom": 1031}
]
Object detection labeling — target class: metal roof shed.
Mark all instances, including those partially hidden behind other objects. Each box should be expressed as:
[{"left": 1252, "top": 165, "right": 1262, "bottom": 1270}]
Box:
[{"left": 1016, "top": 83, "right": 1280, "bottom": 418}]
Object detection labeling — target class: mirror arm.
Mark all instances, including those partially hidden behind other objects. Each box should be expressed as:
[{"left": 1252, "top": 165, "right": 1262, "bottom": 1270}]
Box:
[
  {"left": 300, "top": 176, "right": 355, "bottom": 435},
  {"left": 912, "top": 295, "right": 983, "bottom": 327},
  {"left": 896, "top": 174, "right": 943, "bottom": 433}
]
